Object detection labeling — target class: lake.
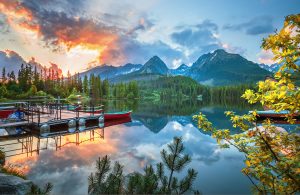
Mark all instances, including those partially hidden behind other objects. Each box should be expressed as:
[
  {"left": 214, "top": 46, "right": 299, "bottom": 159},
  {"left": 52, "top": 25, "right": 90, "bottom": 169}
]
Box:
[{"left": 3, "top": 99, "right": 254, "bottom": 194}]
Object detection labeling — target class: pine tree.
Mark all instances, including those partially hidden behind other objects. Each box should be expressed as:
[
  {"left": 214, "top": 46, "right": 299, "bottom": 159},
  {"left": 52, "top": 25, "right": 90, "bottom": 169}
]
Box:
[
  {"left": 88, "top": 137, "right": 198, "bottom": 194},
  {"left": 2, "top": 67, "right": 6, "bottom": 83},
  {"left": 102, "top": 79, "right": 109, "bottom": 98},
  {"left": 9, "top": 71, "right": 16, "bottom": 82},
  {"left": 83, "top": 75, "right": 88, "bottom": 95},
  {"left": 33, "top": 66, "right": 39, "bottom": 88}
]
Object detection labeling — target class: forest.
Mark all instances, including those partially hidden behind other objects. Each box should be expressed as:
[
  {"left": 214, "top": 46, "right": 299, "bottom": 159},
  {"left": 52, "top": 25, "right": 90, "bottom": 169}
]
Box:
[
  {"left": 0, "top": 64, "right": 139, "bottom": 101},
  {"left": 0, "top": 64, "right": 254, "bottom": 103},
  {"left": 139, "top": 75, "right": 255, "bottom": 103}
]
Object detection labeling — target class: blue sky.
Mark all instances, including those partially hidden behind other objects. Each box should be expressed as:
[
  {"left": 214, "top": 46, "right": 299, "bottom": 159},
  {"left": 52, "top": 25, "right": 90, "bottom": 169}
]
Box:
[{"left": 0, "top": 0, "right": 299, "bottom": 73}]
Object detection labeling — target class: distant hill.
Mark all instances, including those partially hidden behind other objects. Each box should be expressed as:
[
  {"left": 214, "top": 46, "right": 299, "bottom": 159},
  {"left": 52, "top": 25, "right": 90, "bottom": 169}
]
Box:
[
  {"left": 0, "top": 50, "right": 62, "bottom": 78},
  {"left": 0, "top": 50, "right": 49, "bottom": 76},
  {"left": 170, "top": 64, "right": 189, "bottom": 75},
  {"left": 186, "top": 49, "right": 271, "bottom": 85},
  {"left": 79, "top": 63, "right": 142, "bottom": 79},
  {"left": 259, "top": 63, "right": 281, "bottom": 72}
]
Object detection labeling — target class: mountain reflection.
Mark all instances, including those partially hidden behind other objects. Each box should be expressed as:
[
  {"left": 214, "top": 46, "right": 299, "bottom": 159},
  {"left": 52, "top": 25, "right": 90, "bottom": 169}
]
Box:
[
  {"left": 2, "top": 101, "right": 252, "bottom": 194},
  {"left": 129, "top": 104, "right": 248, "bottom": 134}
]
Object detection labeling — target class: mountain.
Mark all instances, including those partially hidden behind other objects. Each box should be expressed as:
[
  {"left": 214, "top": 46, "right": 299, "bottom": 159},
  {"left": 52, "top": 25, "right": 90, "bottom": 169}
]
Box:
[
  {"left": 79, "top": 63, "right": 142, "bottom": 79},
  {"left": 186, "top": 49, "right": 271, "bottom": 85},
  {"left": 137, "top": 56, "right": 169, "bottom": 75},
  {"left": 82, "top": 49, "right": 271, "bottom": 86},
  {"left": 259, "top": 63, "right": 281, "bottom": 72},
  {"left": 0, "top": 50, "right": 62, "bottom": 78},
  {"left": 170, "top": 64, "right": 189, "bottom": 75},
  {"left": 109, "top": 56, "right": 169, "bottom": 83}
]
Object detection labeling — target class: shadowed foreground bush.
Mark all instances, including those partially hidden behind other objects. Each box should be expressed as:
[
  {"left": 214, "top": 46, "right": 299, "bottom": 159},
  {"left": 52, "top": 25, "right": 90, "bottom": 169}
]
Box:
[{"left": 88, "top": 137, "right": 199, "bottom": 194}]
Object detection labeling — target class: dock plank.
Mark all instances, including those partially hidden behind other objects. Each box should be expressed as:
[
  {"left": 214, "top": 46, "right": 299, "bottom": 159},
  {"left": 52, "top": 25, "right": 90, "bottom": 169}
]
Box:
[{"left": 0, "top": 121, "right": 32, "bottom": 128}]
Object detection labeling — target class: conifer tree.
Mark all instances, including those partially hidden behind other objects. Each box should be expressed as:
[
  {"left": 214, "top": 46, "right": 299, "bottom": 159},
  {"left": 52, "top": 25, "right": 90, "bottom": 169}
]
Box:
[
  {"left": 83, "top": 75, "right": 88, "bottom": 95},
  {"left": 88, "top": 137, "right": 198, "bottom": 194},
  {"left": 2, "top": 67, "right": 6, "bottom": 83}
]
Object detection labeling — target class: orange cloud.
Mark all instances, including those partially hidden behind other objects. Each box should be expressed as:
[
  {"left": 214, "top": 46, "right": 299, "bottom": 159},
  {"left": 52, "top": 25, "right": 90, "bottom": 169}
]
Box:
[
  {"left": 0, "top": 0, "right": 126, "bottom": 66},
  {"left": 0, "top": 0, "right": 33, "bottom": 20}
]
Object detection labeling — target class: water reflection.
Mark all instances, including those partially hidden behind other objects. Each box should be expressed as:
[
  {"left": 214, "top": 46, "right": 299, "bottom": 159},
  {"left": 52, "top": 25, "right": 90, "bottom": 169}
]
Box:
[{"left": 2, "top": 100, "right": 254, "bottom": 194}]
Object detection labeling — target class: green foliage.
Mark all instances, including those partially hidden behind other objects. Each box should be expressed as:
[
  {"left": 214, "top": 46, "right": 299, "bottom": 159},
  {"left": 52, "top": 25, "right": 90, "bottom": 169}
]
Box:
[
  {"left": 139, "top": 75, "right": 250, "bottom": 103},
  {"left": 36, "top": 90, "right": 47, "bottom": 96},
  {"left": 0, "top": 85, "right": 8, "bottom": 98},
  {"left": 112, "top": 81, "right": 139, "bottom": 99},
  {"left": 88, "top": 137, "right": 198, "bottom": 194},
  {"left": 194, "top": 14, "right": 300, "bottom": 194},
  {"left": 16, "top": 85, "right": 39, "bottom": 98},
  {"left": 83, "top": 75, "right": 89, "bottom": 95},
  {"left": 88, "top": 155, "right": 124, "bottom": 194},
  {"left": 28, "top": 183, "right": 53, "bottom": 195},
  {"left": 139, "top": 75, "right": 210, "bottom": 100},
  {"left": 29, "top": 85, "right": 38, "bottom": 95}
]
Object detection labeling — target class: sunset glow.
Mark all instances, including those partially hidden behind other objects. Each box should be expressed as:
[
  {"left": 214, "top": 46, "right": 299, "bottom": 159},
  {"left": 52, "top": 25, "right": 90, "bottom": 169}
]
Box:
[{"left": 0, "top": 0, "right": 299, "bottom": 74}]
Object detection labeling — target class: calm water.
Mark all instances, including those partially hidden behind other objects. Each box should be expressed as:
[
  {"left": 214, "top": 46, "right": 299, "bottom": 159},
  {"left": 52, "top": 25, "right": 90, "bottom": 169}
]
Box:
[{"left": 4, "top": 100, "right": 253, "bottom": 195}]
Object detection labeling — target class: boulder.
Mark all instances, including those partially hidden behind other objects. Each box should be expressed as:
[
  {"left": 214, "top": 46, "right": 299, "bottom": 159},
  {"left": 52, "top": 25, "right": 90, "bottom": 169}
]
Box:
[{"left": 0, "top": 173, "right": 32, "bottom": 195}]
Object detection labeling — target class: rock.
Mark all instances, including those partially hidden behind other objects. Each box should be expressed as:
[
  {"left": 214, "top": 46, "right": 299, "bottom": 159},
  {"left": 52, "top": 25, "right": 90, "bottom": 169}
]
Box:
[{"left": 0, "top": 173, "right": 32, "bottom": 195}]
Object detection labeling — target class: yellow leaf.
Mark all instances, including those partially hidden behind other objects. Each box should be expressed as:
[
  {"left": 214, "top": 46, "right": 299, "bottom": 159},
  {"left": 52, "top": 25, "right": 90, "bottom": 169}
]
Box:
[{"left": 245, "top": 160, "right": 251, "bottom": 167}]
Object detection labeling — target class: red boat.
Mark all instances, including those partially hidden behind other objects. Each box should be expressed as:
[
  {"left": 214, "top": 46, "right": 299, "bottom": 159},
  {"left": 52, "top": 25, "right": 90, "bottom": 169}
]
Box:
[
  {"left": 104, "top": 117, "right": 132, "bottom": 127},
  {"left": 0, "top": 109, "right": 15, "bottom": 119},
  {"left": 104, "top": 111, "right": 132, "bottom": 121},
  {"left": 0, "top": 102, "right": 28, "bottom": 119}
]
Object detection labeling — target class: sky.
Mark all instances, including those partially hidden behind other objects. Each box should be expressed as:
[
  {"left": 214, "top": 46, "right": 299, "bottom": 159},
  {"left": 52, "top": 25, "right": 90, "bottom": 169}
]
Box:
[{"left": 0, "top": 0, "right": 299, "bottom": 74}]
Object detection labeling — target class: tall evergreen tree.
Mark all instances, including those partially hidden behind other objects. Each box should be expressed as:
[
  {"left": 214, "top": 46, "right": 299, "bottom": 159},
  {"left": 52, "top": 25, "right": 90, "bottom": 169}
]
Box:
[
  {"left": 83, "top": 75, "right": 88, "bottom": 95},
  {"left": 2, "top": 67, "right": 6, "bottom": 83}
]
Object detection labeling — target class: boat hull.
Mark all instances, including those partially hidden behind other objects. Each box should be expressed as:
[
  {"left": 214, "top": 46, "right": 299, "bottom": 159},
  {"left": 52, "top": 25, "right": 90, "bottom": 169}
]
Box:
[
  {"left": 0, "top": 109, "right": 15, "bottom": 119},
  {"left": 104, "top": 111, "right": 131, "bottom": 121},
  {"left": 256, "top": 113, "right": 300, "bottom": 124}
]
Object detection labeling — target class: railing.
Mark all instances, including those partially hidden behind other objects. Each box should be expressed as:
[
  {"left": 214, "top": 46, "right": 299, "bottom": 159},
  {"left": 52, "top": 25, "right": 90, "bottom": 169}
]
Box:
[{"left": 1, "top": 98, "right": 104, "bottom": 126}]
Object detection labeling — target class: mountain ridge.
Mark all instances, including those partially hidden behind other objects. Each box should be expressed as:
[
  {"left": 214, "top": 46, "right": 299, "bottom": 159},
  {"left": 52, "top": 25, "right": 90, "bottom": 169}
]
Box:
[
  {"left": 5, "top": 49, "right": 267, "bottom": 86},
  {"left": 82, "top": 49, "right": 271, "bottom": 85},
  {"left": 186, "top": 49, "right": 270, "bottom": 85}
]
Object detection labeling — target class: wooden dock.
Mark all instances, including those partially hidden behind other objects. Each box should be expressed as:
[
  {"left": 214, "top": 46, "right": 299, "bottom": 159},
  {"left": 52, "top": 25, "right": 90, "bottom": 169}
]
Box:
[
  {"left": 0, "top": 121, "right": 32, "bottom": 128},
  {"left": 1, "top": 108, "right": 104, "bottom": 136}
]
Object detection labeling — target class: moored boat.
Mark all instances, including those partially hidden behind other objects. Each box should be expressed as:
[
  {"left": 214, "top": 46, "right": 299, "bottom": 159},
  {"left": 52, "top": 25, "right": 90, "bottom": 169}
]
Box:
[
  {"left": 0, "top": 102, "right": 28, "bottom": 119},
  {"left": 251, "top": 110, "right": 300, "bottom": 124},
  {"left": 104, "top": 111, "right": 132, "bottom": 121},
  {"left": 0, "top": 109, "right": 15, "bottom": 119}
]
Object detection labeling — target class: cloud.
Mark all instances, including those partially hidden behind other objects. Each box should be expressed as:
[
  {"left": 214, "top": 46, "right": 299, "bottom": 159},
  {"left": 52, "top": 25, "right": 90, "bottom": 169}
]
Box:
[
  {"left": 221, "top": 43, "right": 246, "bottom": 56},
  {"left": 0, "top": 14, "right": 9, "bottom": 33},
  {"left": 0, "top": 0, "right": 182, "bottom": 67},
  {"left": 223, "top": 16, "right": 275, "bottom": 35},
  {"left": 170, "top": 20, "right": 221, "bottom": 61},
  {"left": 128, "top": 17, "right": 154, "bottom": 36},
  {"left": 257, "top": 49, "right": 276, "bottom": 65},
  {"left": 172, "top": 58, "right": 183, "bottom": 68}
]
